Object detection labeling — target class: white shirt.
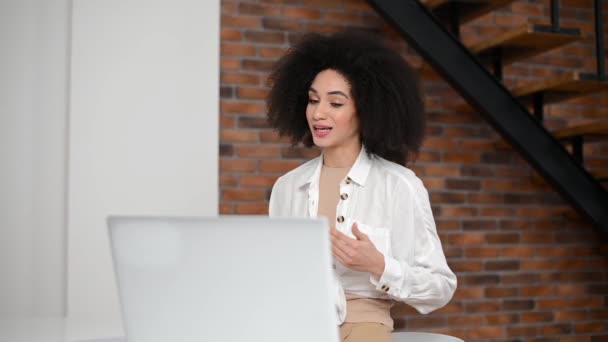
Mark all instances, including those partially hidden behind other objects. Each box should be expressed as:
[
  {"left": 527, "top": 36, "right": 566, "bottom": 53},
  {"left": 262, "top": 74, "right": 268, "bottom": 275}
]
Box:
[{"left": 269, "top": 146, "right": 457, "bottom": 324}]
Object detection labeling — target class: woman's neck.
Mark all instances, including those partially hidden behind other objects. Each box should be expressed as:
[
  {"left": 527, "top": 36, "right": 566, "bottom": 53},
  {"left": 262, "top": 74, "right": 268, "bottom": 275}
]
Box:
[{"left": 322, "top": 141, "right": 361, "bottom": 168}]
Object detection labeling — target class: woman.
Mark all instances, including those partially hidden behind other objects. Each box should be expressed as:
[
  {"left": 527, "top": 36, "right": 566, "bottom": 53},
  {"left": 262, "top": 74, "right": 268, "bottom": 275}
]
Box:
[{"left": 267, "top": 30, "right": 456, "bottom": 342}]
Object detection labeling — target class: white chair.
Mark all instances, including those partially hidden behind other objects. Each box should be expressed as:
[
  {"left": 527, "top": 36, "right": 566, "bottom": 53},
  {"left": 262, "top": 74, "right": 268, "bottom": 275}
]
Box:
[{"left": 392, "top": 332, "right": 465, "bottom": 342}]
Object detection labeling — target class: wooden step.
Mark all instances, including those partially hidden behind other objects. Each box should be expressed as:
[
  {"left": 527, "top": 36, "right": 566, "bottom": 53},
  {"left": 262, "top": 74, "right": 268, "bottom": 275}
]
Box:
[
  {"left": 469, "top": 24, "right": 581, "bottom": 65},
  {"left": 593, "top": 169, "right": 608, "bottom": 182},
  {"left": 532, "top": 169, "right": 608, "bottom": 184},
  {"left": 436, "top": 71, "right": 608, "bottom": 114},
  {"left": 553, "top": 122, "right": 608, "bottom": 142},
  {"left": 494, "top": 122, "right": 608, "bottom": 149},
  {"left": 422, "top": 0, "right": 515, "bottom": 24},
  {"left": 513, "top": 71, "right": 608, "bottom": 105}
]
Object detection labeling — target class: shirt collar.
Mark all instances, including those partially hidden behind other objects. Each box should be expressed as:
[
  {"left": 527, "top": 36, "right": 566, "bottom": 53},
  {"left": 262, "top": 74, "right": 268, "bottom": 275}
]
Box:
[{"left": 297, "top": 145, "right": 373, "bottom": 188}]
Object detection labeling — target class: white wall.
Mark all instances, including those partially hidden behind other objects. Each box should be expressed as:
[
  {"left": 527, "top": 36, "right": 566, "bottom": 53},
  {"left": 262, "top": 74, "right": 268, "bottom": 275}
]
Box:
[
  {"left": 0, "top": 0, "right": 69, "bottom": 317},
  {"left": 67, "top": 0, "right": 219, "bottom": 340},
  {"left": 0, "top": 0, "right": 219, "bottom": 340},
  {"left": 0, "top": 1, "right": 69, "bottom": 341}
]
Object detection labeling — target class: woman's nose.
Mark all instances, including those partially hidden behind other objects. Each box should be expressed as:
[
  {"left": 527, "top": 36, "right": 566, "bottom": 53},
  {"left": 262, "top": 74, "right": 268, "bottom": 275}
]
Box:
[{"left": 312, "top": 103, "right": 328, "bottom": 120}]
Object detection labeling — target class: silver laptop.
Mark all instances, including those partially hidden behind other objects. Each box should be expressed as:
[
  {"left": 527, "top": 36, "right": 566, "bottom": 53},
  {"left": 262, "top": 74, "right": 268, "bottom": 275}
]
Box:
[{"left": 107, "top": 216, "right": 339, "bottom": 342}]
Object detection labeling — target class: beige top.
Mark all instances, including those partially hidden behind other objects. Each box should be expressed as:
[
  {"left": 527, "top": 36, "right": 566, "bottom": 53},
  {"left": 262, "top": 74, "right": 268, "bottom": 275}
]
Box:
[{"left": 318, "top": 164, "right": 394, "bottom": 329}]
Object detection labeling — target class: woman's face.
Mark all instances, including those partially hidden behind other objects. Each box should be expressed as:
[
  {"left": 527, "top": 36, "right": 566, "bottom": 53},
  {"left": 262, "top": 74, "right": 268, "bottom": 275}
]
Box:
[{"left": 306, "top": 69, "right": 360, "bottom": 151}]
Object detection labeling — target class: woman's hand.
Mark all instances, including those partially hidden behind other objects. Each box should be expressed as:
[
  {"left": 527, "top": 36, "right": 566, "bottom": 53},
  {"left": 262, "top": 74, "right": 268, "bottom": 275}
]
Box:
[{"left": 330, "top": 223, "right": 385, "bottom": 278}]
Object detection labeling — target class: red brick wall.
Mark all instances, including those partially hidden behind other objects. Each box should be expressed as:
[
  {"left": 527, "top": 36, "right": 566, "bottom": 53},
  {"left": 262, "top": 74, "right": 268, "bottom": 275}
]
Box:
[{"left": 219, "top": 1, "right": 608, "bottom": 341}]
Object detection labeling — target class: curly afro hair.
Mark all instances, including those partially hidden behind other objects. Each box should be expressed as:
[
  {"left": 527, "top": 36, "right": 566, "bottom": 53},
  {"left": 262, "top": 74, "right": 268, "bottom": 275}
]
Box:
[{"left": 266, "top": 29, "right": 425, "bottom": 166}]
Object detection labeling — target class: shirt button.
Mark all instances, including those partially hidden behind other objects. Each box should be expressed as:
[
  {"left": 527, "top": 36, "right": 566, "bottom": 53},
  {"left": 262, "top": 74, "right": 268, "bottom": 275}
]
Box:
[
  {"left": 345, "top": 178, "right": 352, "bottom": 185},
  {"left": 337, "top": 216, "right": 344, "bottom": 223},
  {"left": 340, "top": 193, "right": 349, "bottom": 200}
]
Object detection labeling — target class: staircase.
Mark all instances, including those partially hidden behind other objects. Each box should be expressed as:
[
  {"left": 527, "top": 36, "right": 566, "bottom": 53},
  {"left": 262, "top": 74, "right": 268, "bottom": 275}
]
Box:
[{"left": 367, "top": 0, "right": 608, "bottom": 234}]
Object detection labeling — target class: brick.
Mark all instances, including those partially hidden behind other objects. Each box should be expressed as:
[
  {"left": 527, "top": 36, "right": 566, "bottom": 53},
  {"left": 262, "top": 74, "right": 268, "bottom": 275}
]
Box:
[
  {"left": 555, "top": 310, "right": 588, "bottom": 322},
  {"left": 462, "top": 219, "right": 497, "bottom": 231},
  {"left": 463, "top": 274, "right": 500, "bottom": 286},
  {"left": 259, "top": 160, "right": 301, "bottom": 173},
  {"left": 220, "top": 159, "right": 257, "bottom": 172},
  {"left": 485, "top": 287, "right": 518, "bottom": 298},
  {"left": 443, "top": 246, "right": 462, "bottom": 257},
  {"left": 449, "top": 260, "right": 483, "bottom": 272},
  {"left": 407, "top": 316, "right": 447, "bottom": 329},
  {"left": 241, "top": 59, "right": 276, "bottom": 72},
  {"left": 221, "top": 72, "right": 260, "bottom": 85},
  {"left": 486, "top": 233, "right": 520, "bottom": 244},
  {"left": 220, "top": 86, "right": 233, "bottom": 98},
  {"left": 222, "top": 189, "right": 266, "bottom": 201},
  {"left": 221, "top": 42, "right": 257, "bottom": 56},
  {"left": 221, "top": 57, "right": 241, "bottom": 70},
  {"left": 260, "top": 130, "right": 290, "bottom": 143},
  {"left": 485, "top": 313, "right": 519, "bottom": 325},
  {"left": 236, "top": 145, "right": 279, "bottom": 158},
  {"left": 220, "top": 144, "right": 233, "bottom": 156},
  {"left": 448, "top": 314, "right": 484, "bottom": 326},
  {"left": 520, "top": 286, "right": 555, "bottom": 297},
  {"left": 239, "top": 117, "right": 271, "bottom": 129},
  {"left": 221, "top": 129, "right": 259, "bottom": 142},
  {"left": 500, "top": 273, "right": 541, "bottom": 284},
  {"left": 541, "top": 323, "right": 573, "bottom": 336},
  {"left": 221, "top": 1, "right": 237, "bottom": 14},
  {"left": 244, "top": 31, "right": 285, "bottom": 44},
  {"left": 507, "top": 325, "right": 537, "bottom": 337},
  {"left": 238, "top": 3, "right": 281, "bottom": 16},
  {"left": 465, "top": 300, "right": 501, "bottom": 313},
  {"left": 259, "top": 46, "right": 288, "bottom": 58},
  {"left": 448, "top": 233, "right": 484, "bottom": 245},
  {"left": 221, "top": 28, "right": 242, "bottom": 42},
  {"left": 220, "top": 114, "right": 236, "bottom": 128},
  {"left": 240, "top": 175, "right": 279, "bottom": 188},
  {"left": 467, "top": 193, "right": 503, "bottom": 204},
  {"left": 431, "top": 191, "right": 467, "bottom": 204},
  {"left": 443, "top": 152, "right": 481, "bottom": 164},
  {"left": 262, "top": 17, "right": 302, "bottom": 31},
  {"left": 280, "top": 146, "right": 320, "bottom": 159},
  {"left": 222, "top": 14, "right": 261, "bottom": 28},
  {"left": 235, "top": 203, "right": 268, "bottom": 215},
  {"left": 441, "top": 206, "right": 477, "bottom": 217},
  {"left": 466, "top": 326, "right": 505, "bottom": 339},
  {"left": 423, "top": 164, "right": 461, "bottom": 177},
  {"left": 219, "top": 202, "right": 233, "bottom": 215},
  {"left": 461, "top": 165, "right": 495, "bottom": 177},
  {"left": 221, "top": 101, "right": 265, "bottom": 115},
  {"left": 521, "top": 311, "right": 554, "bottom": 323},
  {"left": 283, "top": 7, "right": 322, "bottom": 20},
  {"left": 453, "top": 287, "right": 483, "bottom": 300},
  {"left": 575, "top": 322, "right": 608, "bottom": 334},
  {"left": 502, "top": 299, "right": 535, "bottom": 311},
  {"left": 501, "top": 246, "right": 535, "bottom": 257},
  {"left": 465, "top": 247, "right": 500, "bottom": 258},
  {"left": 220, "top": 174, "right": 238, "bottom": 186},
  {"left": 445, "top": 178, "right": 481, "bottom": 191},
  {"left": 484, "top": 260, "right": 520, "bottom": 271},
  {"left": 237, "top": 87, "right": 269, "bottom": 100},
  {"left": 478, "top": 207, "right": 517, "bottom": 217}
]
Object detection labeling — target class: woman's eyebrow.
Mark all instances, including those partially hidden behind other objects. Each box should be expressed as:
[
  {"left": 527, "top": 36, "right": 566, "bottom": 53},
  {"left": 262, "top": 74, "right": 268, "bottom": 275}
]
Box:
[{"left": 309, "top": 87, "right": 349, "bottom": 99}]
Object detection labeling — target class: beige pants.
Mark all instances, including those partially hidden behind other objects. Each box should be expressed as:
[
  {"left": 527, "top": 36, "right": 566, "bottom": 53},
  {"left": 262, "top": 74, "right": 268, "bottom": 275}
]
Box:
[{"left": 340, "top": 323, "right": 394, "bottom": 342}]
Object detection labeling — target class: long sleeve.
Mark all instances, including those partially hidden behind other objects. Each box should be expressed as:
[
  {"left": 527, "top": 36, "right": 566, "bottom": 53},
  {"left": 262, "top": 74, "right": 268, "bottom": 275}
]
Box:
[{"left": 370, "top": 178, "right": 457, "bottom": 314}]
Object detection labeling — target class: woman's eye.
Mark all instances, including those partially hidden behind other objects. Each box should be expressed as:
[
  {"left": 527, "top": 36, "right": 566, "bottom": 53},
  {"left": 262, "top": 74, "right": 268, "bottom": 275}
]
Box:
[
  {"left": 308, "top": 99, "right": 319, "bottom": 104},
  {"left": 330, "top": 103, "right": 343, "bottom": 108}
]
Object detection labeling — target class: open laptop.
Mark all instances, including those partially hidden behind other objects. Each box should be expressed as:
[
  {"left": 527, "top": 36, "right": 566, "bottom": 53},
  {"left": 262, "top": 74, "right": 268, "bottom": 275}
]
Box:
[{"left": 107, "top": 216, "right": 339, "bottom": 342}]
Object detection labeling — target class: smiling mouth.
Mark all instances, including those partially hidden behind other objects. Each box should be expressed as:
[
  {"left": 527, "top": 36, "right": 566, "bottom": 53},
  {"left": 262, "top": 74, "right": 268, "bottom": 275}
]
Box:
[{"left": 314, "top": 125, "right": 332, "bottom": 132}]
